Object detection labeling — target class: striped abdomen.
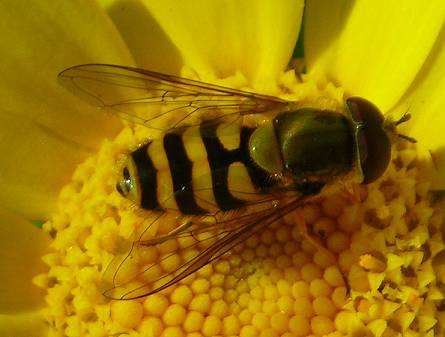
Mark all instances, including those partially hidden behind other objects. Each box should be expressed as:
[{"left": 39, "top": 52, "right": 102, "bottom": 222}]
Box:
[{"left": 119, "top": 122, "right": 278, "bottom": 215}]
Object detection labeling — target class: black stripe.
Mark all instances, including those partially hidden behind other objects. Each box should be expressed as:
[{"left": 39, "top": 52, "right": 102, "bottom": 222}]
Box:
[
  {"left": 164, "top": 131, "right": 207, "bottom": 214},
  {"left": 131, "top": 143, "right": 159, "bottom": 210},
  {"left": 200, "top": 123, "right": 278, "bottom": 211}
]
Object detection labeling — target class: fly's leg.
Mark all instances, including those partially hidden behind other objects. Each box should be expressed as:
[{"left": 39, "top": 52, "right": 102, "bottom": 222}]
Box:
[
  {"left": 294, "top": 209, "right": 336, "bottom": 265},
  {"left": 295, "top": 209, "right": 351, "bottom": 295}
]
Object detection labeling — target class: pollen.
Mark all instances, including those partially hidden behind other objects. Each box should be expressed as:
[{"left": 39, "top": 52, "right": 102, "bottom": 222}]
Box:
[
  {"left": 111, "top": 300, "right": 144, "bottom": 329},
  {"left": 35, "top": 69, "right": 445, "bottom": 337}
]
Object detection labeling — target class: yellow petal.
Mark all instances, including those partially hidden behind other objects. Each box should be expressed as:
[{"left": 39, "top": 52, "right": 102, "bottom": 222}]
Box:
[
  {"left": 139, "top": 0, "right": 303, "bottom": 89},
  {"left": 367, "top": 319, "right": 387, "bottom": 337},
  {"left": 0, "top": 311, "right": 47, "bottom": 337},
  {"left": 0, "top": 208, "right": 51, "bottom": 313},
  {"left": 417, "top": 315, "right": 437, "bottom": 332},
  {"left": 305, "top": 0, "right": 445, "bottom": 112},
  {"left": 0, "top": 0, "right": 135, "bottom": 219},
  {"left": 390, "top": 26, "right": 445, "bottom": 189},
  {"left": 99, "top": 0, "right": 184, "bottom": 75}
]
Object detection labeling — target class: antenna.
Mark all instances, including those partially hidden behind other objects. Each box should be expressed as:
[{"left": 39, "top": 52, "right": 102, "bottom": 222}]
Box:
[
  {"left": 386, "top": 109, "right": 417, "bottom": 143},
  {"left": 395, "top": 112, "right": 411, "bottom": 126},
  {"left": 397, "top": 133, "right": 417, "bottom": 143}
]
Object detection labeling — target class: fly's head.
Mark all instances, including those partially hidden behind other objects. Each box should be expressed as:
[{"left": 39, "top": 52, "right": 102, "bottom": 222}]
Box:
[{"left": 346, "top": 97, "right": 415, "bottom": 185}]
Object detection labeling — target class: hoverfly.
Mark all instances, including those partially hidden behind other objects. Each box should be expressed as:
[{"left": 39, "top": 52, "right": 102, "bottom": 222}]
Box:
[{"left": 58, "top": 64, "right": 410, "bottom": 300}]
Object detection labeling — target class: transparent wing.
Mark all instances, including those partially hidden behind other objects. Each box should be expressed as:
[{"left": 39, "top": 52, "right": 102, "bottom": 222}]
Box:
[
  {"left": 102, "top": 194, "right": 306, "bottom": 300},
  {"left": 58, "top": 64, "right": 290, "bottom": 130}
]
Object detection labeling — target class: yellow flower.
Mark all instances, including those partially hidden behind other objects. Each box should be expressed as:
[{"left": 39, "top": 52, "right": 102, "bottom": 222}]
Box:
[
  {"left": 0, "top": 1, "right": 132, "bottom": 335},
  {"left": 2, "top": 0, "right": 445, "bottom": 336},
  {"left": 0, "top": 1, "right": 134, "bottom": 220},
  {"left": 304, "top": 1, "right": 445, "bottom": 189}
]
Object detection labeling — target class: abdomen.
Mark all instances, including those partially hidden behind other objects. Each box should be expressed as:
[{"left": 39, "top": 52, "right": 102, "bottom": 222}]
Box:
[{"left": 131, "top": 122, "right": 278, "bottom": 215}]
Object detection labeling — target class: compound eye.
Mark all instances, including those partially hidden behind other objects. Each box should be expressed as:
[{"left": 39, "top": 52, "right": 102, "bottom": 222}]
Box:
[
  {"left": 347, "top": 97, "right": 384, "bottom": 126},
  {"left": 346, "top": 97, "right": 391, "bottom": 184}
]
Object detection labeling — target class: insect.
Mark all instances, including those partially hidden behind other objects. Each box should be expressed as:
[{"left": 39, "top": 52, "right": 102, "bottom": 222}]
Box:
[{"left": 58, "top": 64, "right": 412, "bottom": 300}]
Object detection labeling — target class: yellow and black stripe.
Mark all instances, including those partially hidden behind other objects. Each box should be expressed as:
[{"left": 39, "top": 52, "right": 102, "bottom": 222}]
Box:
[
  {"left": 130, "top": 144, "right": 158, "bottom": 210},
  {"left": 130, "top": 122, "right": 278, "bottom": 215},
  {"left": 163, "top": 130, "right": 206, "bottom": 214}
]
